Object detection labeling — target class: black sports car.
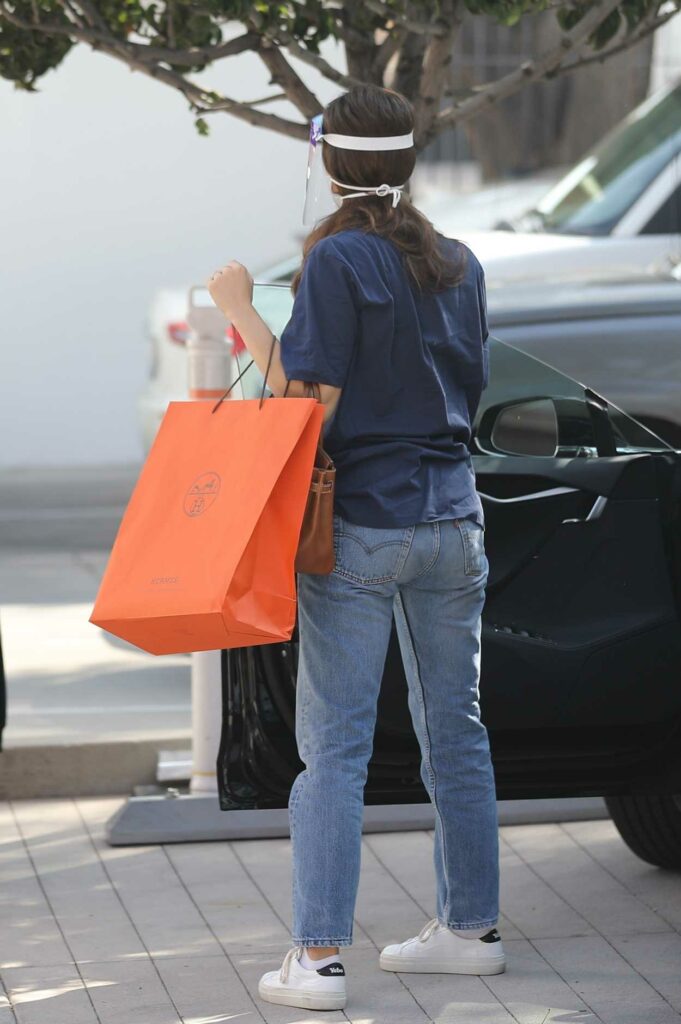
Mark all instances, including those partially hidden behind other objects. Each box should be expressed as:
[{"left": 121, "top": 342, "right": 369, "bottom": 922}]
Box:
[{"left": 218, "top": 287, "right": 681, "bottom": 871}]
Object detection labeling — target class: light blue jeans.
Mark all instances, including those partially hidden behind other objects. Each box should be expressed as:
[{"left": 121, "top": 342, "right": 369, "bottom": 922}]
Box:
[{"left": 288, "top": 510, "right": 499, "bottom": 946}]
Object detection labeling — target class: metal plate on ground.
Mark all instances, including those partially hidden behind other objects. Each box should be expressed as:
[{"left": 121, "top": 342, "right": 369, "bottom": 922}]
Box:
[{"left": 105, "top": 794, "right": 609, "bottom": 846}]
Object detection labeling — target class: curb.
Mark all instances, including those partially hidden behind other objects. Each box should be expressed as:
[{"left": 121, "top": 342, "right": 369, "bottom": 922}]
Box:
[{"left": 0, "top": 737, "right": 190, "bottom": 800}]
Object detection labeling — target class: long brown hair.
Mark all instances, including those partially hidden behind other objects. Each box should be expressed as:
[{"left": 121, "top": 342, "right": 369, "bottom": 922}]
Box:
[{"left": 291, "top": 85, "right": 467, "bottom": 296}]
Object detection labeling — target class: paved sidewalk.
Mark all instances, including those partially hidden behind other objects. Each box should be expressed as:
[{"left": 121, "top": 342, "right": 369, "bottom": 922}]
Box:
[{"left": 1, "top": 798, "right": 680, "bottom": 1024}]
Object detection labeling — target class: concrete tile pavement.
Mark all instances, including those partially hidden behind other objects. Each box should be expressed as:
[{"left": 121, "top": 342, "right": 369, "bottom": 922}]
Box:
[{"left": 1, "top": 796, "right": 679, "bottom": 1024}]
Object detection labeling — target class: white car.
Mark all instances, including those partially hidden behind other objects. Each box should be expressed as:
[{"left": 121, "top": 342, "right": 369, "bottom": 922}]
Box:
[
  {"left": 138, "top": 79, "right": 681, "bottom": 451},
  {"left": 137, "top": 258, "right": 294, "bottom": 451}
]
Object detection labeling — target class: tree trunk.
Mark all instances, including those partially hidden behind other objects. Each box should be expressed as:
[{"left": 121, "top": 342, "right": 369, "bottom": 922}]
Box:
[{"left": 343, "top": 0, "right": 382, "bottom": 84}]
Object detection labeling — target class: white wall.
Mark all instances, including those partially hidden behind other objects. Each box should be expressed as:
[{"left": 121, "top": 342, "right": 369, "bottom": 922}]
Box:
[{"left": 0, "top": 37, "right": 341, "bottom": 468}]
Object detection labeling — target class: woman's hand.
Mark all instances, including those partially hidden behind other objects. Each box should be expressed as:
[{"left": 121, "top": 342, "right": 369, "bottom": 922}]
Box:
[{"left": 206, "top": 261, "right": 254, "bottom": 323}]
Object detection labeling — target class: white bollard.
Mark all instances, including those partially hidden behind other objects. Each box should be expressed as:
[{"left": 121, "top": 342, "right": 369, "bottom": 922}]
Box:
[
  {"left": 186, "top": 285, "right": 232, "bottom": 402},
  {"left": 189, "top": 651, "right": 223, "bottom": 794},
  {"left": 186, "top": 286, "right": 232, "bottom": 795}
]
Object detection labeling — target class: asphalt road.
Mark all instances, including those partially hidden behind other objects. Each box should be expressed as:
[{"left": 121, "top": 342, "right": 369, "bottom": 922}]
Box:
[{"left": 0, "top": 464, "right": 138, "bottom": 550}]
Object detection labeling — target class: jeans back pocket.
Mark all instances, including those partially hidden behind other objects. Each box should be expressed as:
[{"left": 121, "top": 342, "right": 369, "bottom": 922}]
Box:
[
  {"left": 333, "top": 514, "right": 413, "bottom": 584},
  {"left": 455, "top": 518, "right": 487, "bottom": 577}
]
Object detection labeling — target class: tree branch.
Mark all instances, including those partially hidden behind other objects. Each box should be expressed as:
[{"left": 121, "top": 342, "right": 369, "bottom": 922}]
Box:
[
  {"left": 244, "top": 3, "right": 361, "bottom": 89},
  {"left": 57, "top": 0, "right": 85, "bottom": 30},
  {"left": 5, "top": 0, "right": 670, "bottom": 151},
  {"left": 243, "top": 91, "right": 289, "bottom": 106},
  {"left": 256, "top": 36, "right": 323, "bottom": 118},
  {"left": 372, "top": 26, "right": 407, "bottom": 83},
  {"left": 127, "top": 61, "right": 309, "bottom": 139},
  {"left": 363, "top": 0, "right": 448, "bottom": 36},
  {"left": 1, "top": 0, "right": 260, "bottom": 68},
  {"left": 281, "top": 30, "right": 363, "bottom": 89},
  {"left": 146, "top": 31, "right": 259, "bottom": 68},
  {"left": 550, "top": 3, "right": 680, "bottom": 76},
  {"left": 0, "top": 2, "right": 308, "bottom": 139},
  {"left": 433, "top": 0, "right": 626, "bottom": 138}
]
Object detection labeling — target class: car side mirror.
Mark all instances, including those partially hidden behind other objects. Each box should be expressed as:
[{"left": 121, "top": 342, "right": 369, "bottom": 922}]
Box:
[
  {"left": 476, "top": 397, "right": 561, "bottom": 457},
  {"left": 475, "top": 393, "right": 617, "bottom": 458}
]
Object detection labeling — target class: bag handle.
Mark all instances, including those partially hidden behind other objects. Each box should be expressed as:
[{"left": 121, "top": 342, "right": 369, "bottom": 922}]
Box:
[
  {"left": 210, "top": 357, "right": 255, "bottom": 413},
  {"left": 211, "top": 330, "right": 322, "bottom": 413}
]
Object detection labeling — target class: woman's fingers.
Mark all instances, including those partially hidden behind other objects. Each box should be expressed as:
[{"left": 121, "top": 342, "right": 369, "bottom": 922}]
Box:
[{"left": 206, "top": 261, "right": 253, "bottom": 319}]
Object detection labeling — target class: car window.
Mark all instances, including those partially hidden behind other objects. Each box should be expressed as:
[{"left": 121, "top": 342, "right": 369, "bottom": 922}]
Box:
[
  {"left": 640, "top": 181, "right": 681, "bottom": 234},
  {"left": 251, "top": 285, "right": 672, "bottom": 455},
  {"left": 252, "top": 283, "right": 293, "bottom": 336},
  {"left": 516, "top": 83, "right": 681, "bottom": 236},
  {"left": 476, "top": 336, "right": 673, "bottom": 456},
  {"left": 230, "top": 284, "right": 292, "bottom": 398}
]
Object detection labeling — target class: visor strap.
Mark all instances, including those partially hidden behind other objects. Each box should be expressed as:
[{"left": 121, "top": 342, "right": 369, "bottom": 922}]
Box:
[
  {"left": 329, "top": 176, "right": 406, "bottom": 209},
  {"left": 321, "top": 131, "right": 414, "bottom": 151}
]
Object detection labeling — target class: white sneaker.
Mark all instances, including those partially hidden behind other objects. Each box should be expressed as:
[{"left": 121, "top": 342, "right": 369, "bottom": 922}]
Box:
[
  {"left": 258, "top": 946, "right": 347, "bottom": 1010},
  {"left": 380, "top": 918, "right": 506, "bottom": 975}
]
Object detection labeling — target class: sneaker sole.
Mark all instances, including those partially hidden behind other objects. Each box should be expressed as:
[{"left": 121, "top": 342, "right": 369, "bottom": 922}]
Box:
[
  {"left": 257, "top": 980, "right": 347, "bottom": 1010},
  {"left": 379, "top": 952, "right": 506, "bottom": 975}
]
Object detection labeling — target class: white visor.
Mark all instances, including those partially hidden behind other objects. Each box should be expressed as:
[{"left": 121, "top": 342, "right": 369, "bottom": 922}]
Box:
[{"left": 302, "top": 113, "right": 414, "bottom": 226}]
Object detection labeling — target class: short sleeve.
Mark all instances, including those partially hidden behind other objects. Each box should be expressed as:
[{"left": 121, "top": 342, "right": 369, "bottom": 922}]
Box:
[
  {"left": 279, "top": 241, "right": 359, "bottom": 388},
  {"left": 476, "top": 262, "right": 490, "bottom": 390}
]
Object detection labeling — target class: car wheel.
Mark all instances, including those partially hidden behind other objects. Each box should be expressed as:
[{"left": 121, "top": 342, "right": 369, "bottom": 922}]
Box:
[{"left": 604, "top": 793, "right": 681, "bottom": 870}]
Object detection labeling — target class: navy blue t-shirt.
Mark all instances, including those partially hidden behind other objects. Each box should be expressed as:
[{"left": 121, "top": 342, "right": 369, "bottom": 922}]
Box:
[{"left": 279, "top": 228, "right": 489, "bottom": 529}]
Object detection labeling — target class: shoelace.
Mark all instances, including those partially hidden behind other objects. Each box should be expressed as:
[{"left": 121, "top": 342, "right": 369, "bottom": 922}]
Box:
[
  {"left": 280, "top": 945, "right": 302, "bottom": 984},
  {"left": 417, "top": 917, "right": 443, "bottom": 943}
]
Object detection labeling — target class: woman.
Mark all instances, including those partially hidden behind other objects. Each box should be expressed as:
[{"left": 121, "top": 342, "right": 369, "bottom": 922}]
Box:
[{"left": 207, "top": 84, "right": 503, "bottom": 1013}]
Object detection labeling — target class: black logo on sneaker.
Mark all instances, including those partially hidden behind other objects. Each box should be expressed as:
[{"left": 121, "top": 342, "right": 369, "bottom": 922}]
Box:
[
  {"left": 317, "top": 962, "right": 345, "bottom": 976},
  {"left": 480, "top": 929, "right": 501, "bottom": 943}
]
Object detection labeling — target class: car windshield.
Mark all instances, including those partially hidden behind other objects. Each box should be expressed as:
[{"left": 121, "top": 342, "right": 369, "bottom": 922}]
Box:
[{"left": 514, "top": 82, "right": 681, "bottom": 236}]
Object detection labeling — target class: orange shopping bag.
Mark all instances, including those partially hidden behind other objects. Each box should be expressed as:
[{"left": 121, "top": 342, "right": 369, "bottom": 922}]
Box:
[{"left": 89, "top": 397, "right": 323, "bottom": 655}]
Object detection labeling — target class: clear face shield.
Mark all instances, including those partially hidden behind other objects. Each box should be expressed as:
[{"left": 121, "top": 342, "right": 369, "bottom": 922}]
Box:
[{"left": 302, "top": 112, "right": 415, "bottom": 226}]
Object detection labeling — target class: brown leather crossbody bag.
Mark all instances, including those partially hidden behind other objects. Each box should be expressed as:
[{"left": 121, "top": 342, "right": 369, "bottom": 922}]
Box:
[{"left": 212, "top": 331, "right": 336, "bottom": 575}]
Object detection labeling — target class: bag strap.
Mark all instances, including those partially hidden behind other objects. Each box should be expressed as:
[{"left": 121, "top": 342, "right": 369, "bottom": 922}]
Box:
[
  {"left": 209, "top": 357, "right": 254, "bottom": 413},
  {"left": 211, "top": 330, "right": 322, "bottom": 413},
  {"left": 284, "top": 379, "right": 322, "bottom": 402}
]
